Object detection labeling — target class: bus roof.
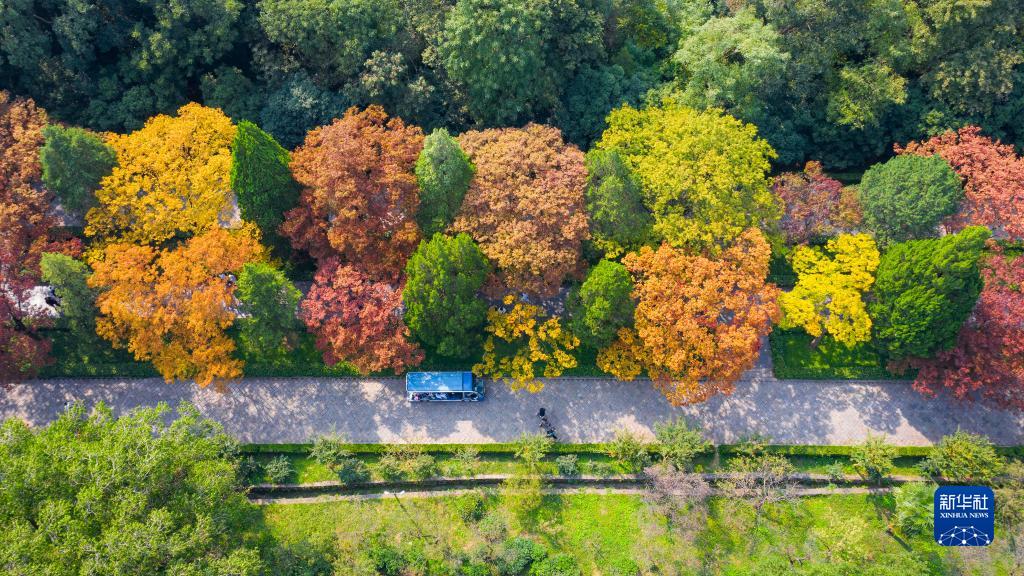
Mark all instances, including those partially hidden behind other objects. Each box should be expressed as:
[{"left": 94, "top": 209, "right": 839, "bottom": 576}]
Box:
[{"left": 405, "top": 371, "right": 474, "bottom": 393}]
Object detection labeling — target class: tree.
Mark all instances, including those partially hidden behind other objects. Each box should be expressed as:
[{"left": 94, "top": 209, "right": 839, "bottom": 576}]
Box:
[
  {"left": 870, "top": 226, "right": 990, "bottom": 361},
  {"left": 0, "top": 92, "right": 56, "bottom": 381},
  {"left": 39, "top": 125, "right": 116, "bottom": 219},
  {"left": 596, "top": 103, "right": 780, "bottom": 252},
  {"left": 583, "top": 149, "right": 654, "bottom": 257},
  {"left": 910, "top": 246, "right": 1024, "bottom": 409},
  {"left": 773, "top": 161, "right": 853, "bottom": 245},
  {"left": 86, "top": 103, "right": 238, "bottom": 246},
  {"left": 851, "top": 434, "right": 897, "bottom": 484},
  {"left": 281, "top": 106, "right": 423, "bottom": 282},
  {"left": 300, "top": 258, "right": 423, "bottom": 375},
  {"left": 778, "top": 234, "right": 880, "bottom": 347},
  {"left": 623, "top": 229, "right": 779, "bottom": 405},
  {"left": 920, "top": 431, "right": 1005, "bottom": 483},
  {"left": 88, "top": 227, "right": 262, "bottom": 387},
  {"left": 437, "top": 0, "right": 605, "bottom": 126},
  {"left": 672, "top": 9, "right": 789, "bottom": 123},
  {"left": 606, "top": 429, "right": 650, "bottom": 473},
  {"left": 567, "top": 260, "right": 635, "bottom": 350},
  {"left": 722, "top": 441, "right": 797, "bottom": 525},
  {"left": 402, "top": 233, "right": 489, "bottom": 358},
  {"left": 897, "top": 126, "right": 1024, "bottom": 241},
  {"left": 596, "top": 327, "right": 647, "bottom": 381},
  {"left": 230, "top": 121, "right": 300, "bottom": 251},
  {"left": 415, "top": 129, "right": 474, "bottom": 237},
  {"left": 652, "top": 417, "right": 712, "bottom": 472},
  {"left": 473, "top": 296, "right": 579, "bottom": 393},
  {"left": 0, "top": 403, "right": 263, "bottom": 574},
  {"left": 452, "top": 124, "right": 589, "bottom": 298},
  {"left": 39, "top": 253, "right": 108, "bottom": 362},
  {"left": 858, "top": 154, "right": 963, "bottom": 245},
  {"left": 234, "top": 262, "right": 303, "bottom": 362}
]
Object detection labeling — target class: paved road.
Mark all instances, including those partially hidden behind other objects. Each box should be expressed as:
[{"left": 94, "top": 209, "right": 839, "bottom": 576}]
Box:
[{"left": 2, "top": 347, "right": 1022, "bottom": 446}]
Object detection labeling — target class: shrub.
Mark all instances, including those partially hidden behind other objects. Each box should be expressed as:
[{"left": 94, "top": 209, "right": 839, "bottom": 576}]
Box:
[
  {"left": 653, "top": 418, "right": 712, "bottom": 471},
  {"left": 366, "top": 536, "right": 405, "bottom": 576},
  {"left": 530, "top": 553, "right": 581, "bottom": 576},
  {"left": 497, "top": 537, "right": 547, "bottom": 576},
  {"left": 585, "top": 461, "right": 614, "bottom": 478},
  {"left": 309, "top": 435, "right": 354, "bottom": 470},
  {"left": 336, "top": 457, "right": 371, "bottom": 486},
  {"left": 606, "top": 430, "right": 650, "bottom": 473},
  {"left": 920, "top": 431, "right": 1005, "bottom": 483},
  {"left": 378, "top": 445, "right": 437, "bottom": 481},
  {"left": 264, "top": 455, "right": 293, "bottom": 484},
  {"left": 606, "top": 558, "right": 641, "bottom": 576},
  {"left": 478, "top": 511, "right": 509, "bottom": 543},
  {"left": 453, "top": 491, "right": 487, "bottom": 523},
  {"left": 824, "top": 461, "right": 846, "bottom": 484},
  {"left": 452, "top": 446, "right": 481, "bottom": 477},
  {"left": 555, "top": 454, "right": 580, "bottom": 477},
  {"left": 513, "top": 433, "right": 553, "bottom": 471},
  {"left": 892, "top": 482, "right": 936, "bottom": 537},
  {"left": 238, "top": 456, "right": 263, "bottom": 486},
  {"left": 851, "top": 434, "right": 897, "bottom": 483}
]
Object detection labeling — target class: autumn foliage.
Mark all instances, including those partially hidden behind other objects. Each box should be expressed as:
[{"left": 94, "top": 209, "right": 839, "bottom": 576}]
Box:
[
  {"left": 282, "top": 106, "right": 424, "bottom": 281},
  {"left": 453, "top": 124, "right": 589, "bottom": 298},
  {"left": 300, "top": 258, "right": 423, "bottom": 375},
  {"left": 910, "top": 245, "right": 1024, "bottom": 409},
  {"left": 773, "top": 161, "right": 857, "bottom": 244},
  {"left": 88, "top": 228, "right": 261, "bottom": 387},
  {"left": 623, "top": 230, "right": 779, "bottom": 405},
  {"left": 86, "top": 103, "right": 238, "bottom": 246},
  {"left": 0, "top": 92, "right": 57, "bottom": 381},
  {"left": 897, "top": 126, "right": 1024, "bottom": 240}
]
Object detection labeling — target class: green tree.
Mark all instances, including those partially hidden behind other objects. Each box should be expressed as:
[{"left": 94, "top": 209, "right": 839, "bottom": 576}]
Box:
[
  {"left": 230, "top": 121, "right": 300, "bottom": 251},
  {"left": 234, "top": 262, "right": 304, "bottom": 362},
  {"left": 403, "top": 233, "right": 489, "bottom": 358},
  {"left": 653, "top": 417, "right": 712, "bottom": 472},
  {"left": 583, "top": 149, "right": 654, "bottom": 257},
  {"left": 859, "top": 155, "right": 963, "bottom": 245},
  {"left": 39, "top": 252, "right": 110, "bottom": 362},
  {"left": 595, "top": 102, "right": 779, "bottom": 252},
  {"left": 921, "top": 431, "right": 1005, "bottom": 483},
  {"left": 39, "top": 125, "right": 116, "bottom": 218},
  {"left": 851, "top": 434, "right": 897, "bottom": 484},
  {"left": 568, "top": 260, "right": 635, "bottom": 350},
  {"left": 437, "top": 0, "right": 605, "bottom": 126},
  {"left": 870, "top": 226, "right": 990, "bottom": 360},
  {"left": 415, "top": 129, "right": 474, "bottom": 237},
  {"left": 0, "top": 403, "right": 263, "bottom": 574}
]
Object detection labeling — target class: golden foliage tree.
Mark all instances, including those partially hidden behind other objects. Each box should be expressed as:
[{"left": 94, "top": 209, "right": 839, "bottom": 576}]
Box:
[
  {"left": 623, "top": 229, "right": 779, "bottom": 405},
  {"left": 596, "top": 327, "right": 647, "bottom": 381},
  {"left": 453, "top": 124, "right": 589, "bottom": 298},
  {"left": 86, "top": 103, "right": 238, "bottom": 246},
  {"left": 779, "top": 234, "right": 880, "bottom": 347},
  {"left": 473, "top": 296, "right": 579, "bottom": 393},
  {"left": 88, "top": 227, "right": 262, "bottom": 387}
]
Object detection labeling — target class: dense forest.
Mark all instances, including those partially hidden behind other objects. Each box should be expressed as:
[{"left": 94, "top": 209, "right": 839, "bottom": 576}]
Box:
[{"left": 2, "top": 0, "right": 1022, "bottom": 169}]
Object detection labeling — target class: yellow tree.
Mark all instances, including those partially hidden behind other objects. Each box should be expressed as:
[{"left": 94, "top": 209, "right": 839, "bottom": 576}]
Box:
[
  {"left": 86, "top": 103, "right": 238, "bottom": 246},
  {"left": 473, "top": 296, "right": 579, "bottom": 392},
  {"left": 778, "top": 234, "right": 880, "bottom": 347},
  {"left": 88, "top": 227, "right": 262, "bottom": 387}
]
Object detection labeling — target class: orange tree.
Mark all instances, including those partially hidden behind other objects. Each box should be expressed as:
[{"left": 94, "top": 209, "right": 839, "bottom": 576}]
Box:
[
  {"left": 453, "top": 124, "right": 589, "bottom": 298},
  {"left": 88, "top": 227, "right": 262, "bottom": 387},
  {"left": 622, "top": 229, "right": 779, "bottom": 405},
  {"left": 85, "top": 103, "right": 238, "bottom": 246},
  {"left": 0, "top": 92, "right": 60, "bottom": 381},
  {"left": 282, "top": 105, "right": 423, "bottom": 282}
]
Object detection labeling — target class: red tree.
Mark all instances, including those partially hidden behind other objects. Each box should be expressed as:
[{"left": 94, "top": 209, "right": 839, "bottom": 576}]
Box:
[
  {"left": 300, "top": 258, "right": 423, "bottom": 375},
  {"left": 911, "top": 244, "right": 1024, "bottom": 409},
  {"left": 0, "top": 92, "right": 57, "bottom": 382},
  {"left": 897, "top": 126, "right": 1024, "bottom": 240},
  {"left": 772, "top": 161, "right": 856, "bottom": 244},
  {"left": 281, "top": 106, "right": 423, "bottom": 282}
]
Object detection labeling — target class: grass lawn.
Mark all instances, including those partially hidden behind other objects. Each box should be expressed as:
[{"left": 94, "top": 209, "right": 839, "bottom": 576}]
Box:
[
  {"left": 260, "top": 492, "right": 1018, "bottom": 574},
  {"left": 769, "top": 329, "right": 909, "bottom": 380}
]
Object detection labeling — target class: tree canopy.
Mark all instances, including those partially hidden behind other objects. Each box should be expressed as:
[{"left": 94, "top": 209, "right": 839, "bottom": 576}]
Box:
[
  {"left": 403, "top": 233, "right": 489, "bottom": 359},
  {"left": 858, "top": 154, "right": 963, "bottom": 245},
  {"left": 583, "top": 149, "right": 654, "bottom": 258},
  {"left": 39, "top": 125, "right": 116, "bottom": 220},
  {"left": 596, "top": 103, "right": 779, "bottom": 253},
  {"left": 415, "top": 129, "right": 475, "bottom": 238},
  {"left": 234, "top": 262, "right": 303, "bottom": 362},
  {"left": 568, "top": 259, "right": 635, "bottom": 351},
  {"left": 230, "top": 121, "right": 299, "bottom": 252},
  {"left": 0, "top": 403, "right": 262, "bottom": 574},
  {"left": 870, "top": 226, "right": 991, "bottom": 362},
  {"left": 453, "top": 124, "right": 589, "bottom": 298},
  {"left": 282, "top": 106, "right": 423, "bottom": 282},
  {"left": 773, "top": 161, "right": 859, "bottom": 245}
]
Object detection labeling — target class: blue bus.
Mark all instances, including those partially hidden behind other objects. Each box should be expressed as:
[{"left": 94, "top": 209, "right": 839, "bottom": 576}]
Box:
[{"left": 405, "top": 371, "right": 484, "bottom": 402}]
